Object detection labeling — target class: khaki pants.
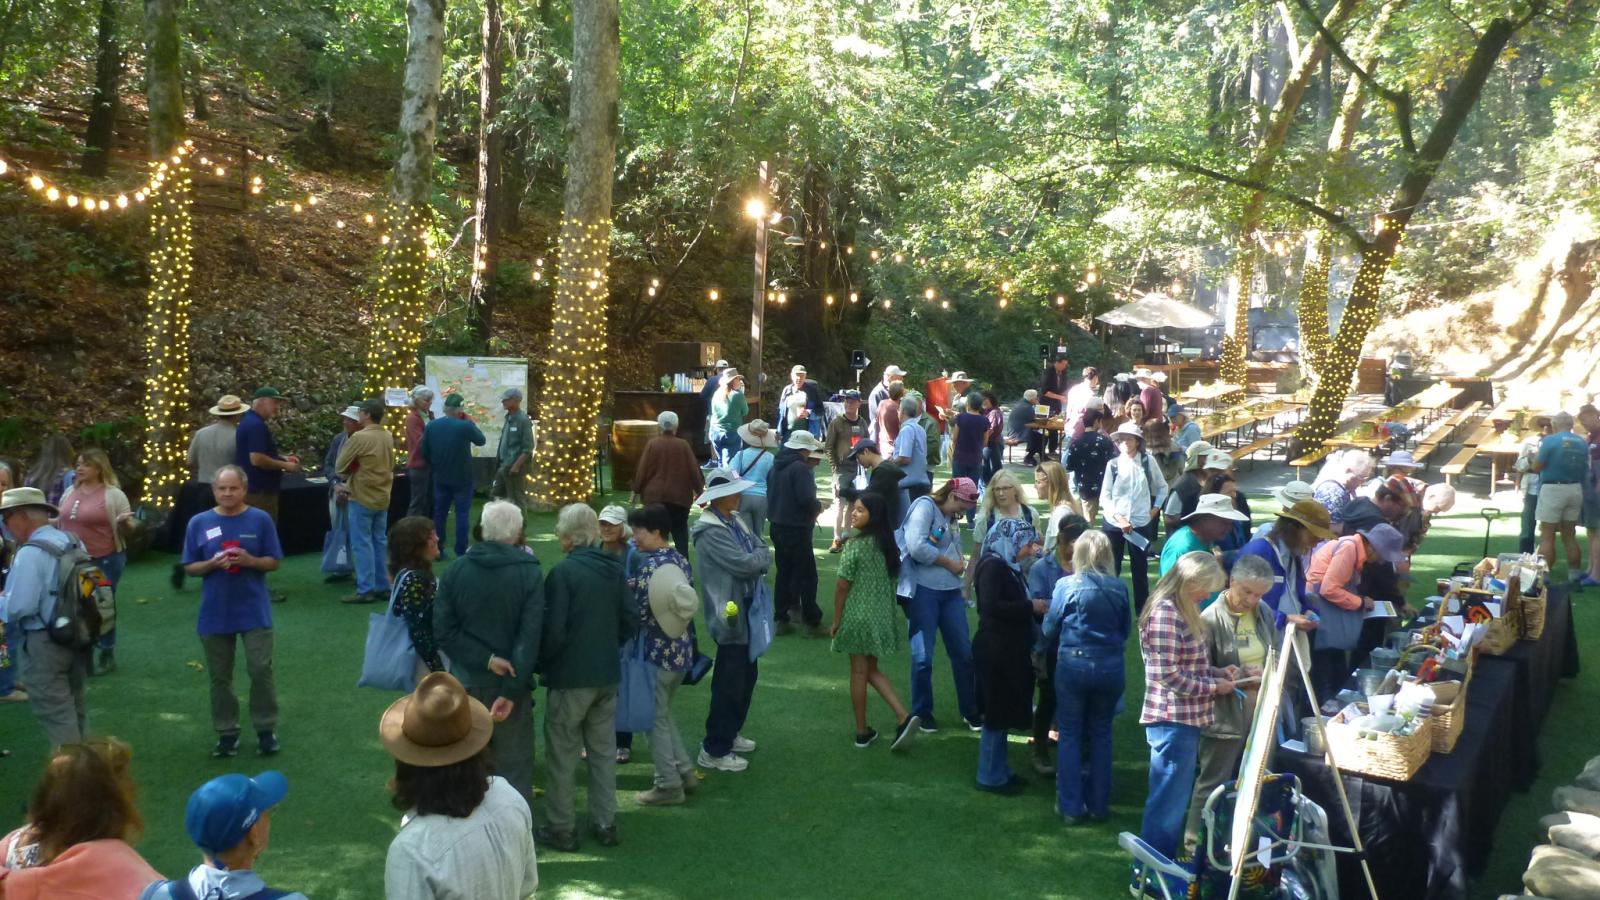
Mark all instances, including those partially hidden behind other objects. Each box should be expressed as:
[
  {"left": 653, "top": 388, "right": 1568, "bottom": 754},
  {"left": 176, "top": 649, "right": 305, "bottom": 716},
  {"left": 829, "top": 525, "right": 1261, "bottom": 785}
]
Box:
[
  {"left": 544, "top": 686, "right": 619, "bottom": 831},
  {"left": 492, "top": 464, "right": 529, "bottom": 510},
  {"left": 19, "top": 630, "right": 89, "bottom": 746},
  {"left": 201, "top": 629, "right": 278, "bottom": 736},
  {"left": 1077, "top": 496, "right": 1101, "bottom": 528},
  {"left": 1185, "top": 689, "right": 1257, "bottom": 847},
  {"left": 649, "top": 668, "right": 693, "bottom": 790}
]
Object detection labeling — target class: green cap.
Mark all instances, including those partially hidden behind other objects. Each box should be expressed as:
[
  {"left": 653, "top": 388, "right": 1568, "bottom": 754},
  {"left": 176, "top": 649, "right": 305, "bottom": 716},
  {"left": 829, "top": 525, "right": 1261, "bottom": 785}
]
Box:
[
  {"left": 444, "top": 394, "right": 465, "bottom": 408},
  {"left": 253, "top": 386, "right": 283, "bottom": 399}
]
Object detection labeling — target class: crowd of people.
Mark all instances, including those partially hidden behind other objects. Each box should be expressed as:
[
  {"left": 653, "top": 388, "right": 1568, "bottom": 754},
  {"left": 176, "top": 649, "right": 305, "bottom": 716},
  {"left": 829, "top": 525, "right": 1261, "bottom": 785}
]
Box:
[{"left": 2, "top": 360, "right": 1598, "bottom": 899}]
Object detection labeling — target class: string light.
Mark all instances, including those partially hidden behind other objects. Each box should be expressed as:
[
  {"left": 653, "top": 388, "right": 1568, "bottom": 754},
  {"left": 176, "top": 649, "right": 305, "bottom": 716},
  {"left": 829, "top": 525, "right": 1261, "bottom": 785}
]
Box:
[
  {"left": 1, "top": 143, "right": 196, "bottom": 213},
  {"left": 141, "top": 146, "right": 195, "bottom": 504},
  {"left": 1055, "top": 295, "right": 1066, "bottom": 306},
  {"left": 825, "top": 294, "right": 835, "bottom": 305},
  {"left": 708, "top": 288, "right": 719, "bottom": 300},
  {"left": 534, "top": 214, "right": 613, "bottom": 505},
  {"left": 366, "top": 203, "right": 434, "bottom": 442},
  {"left": 849, "top": 292, "right": 859, "bottom": 303},
  {"left": 923, "top": 287, "right": 935, "bottom": 300}
]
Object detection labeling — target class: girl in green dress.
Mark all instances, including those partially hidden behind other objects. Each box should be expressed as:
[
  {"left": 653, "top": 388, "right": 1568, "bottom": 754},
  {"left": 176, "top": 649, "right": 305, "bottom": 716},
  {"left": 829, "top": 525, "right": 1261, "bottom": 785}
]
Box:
[{"left": 831, "top": 492, "right": 920, "bottom": 750}]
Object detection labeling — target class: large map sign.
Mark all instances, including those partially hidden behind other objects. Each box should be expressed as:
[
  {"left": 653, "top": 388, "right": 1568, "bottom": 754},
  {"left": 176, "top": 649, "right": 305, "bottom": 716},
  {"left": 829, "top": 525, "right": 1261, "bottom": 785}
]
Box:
[{"left": 423, "top": 356, "right": 529, "bottom": 458}]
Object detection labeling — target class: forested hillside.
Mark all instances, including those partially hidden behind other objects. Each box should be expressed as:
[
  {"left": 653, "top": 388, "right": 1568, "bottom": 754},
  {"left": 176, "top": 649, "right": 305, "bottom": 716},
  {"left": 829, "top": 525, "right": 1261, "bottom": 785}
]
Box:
[{"left": 1, "top": 0, "right": 1596, "bottom": 494}]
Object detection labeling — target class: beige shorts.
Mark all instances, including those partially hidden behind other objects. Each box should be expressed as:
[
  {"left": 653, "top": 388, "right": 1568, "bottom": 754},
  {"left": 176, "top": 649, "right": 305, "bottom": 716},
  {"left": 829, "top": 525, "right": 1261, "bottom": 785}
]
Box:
[{"left": 1536, "top": 482, "right": 1583, "bottom": 525}]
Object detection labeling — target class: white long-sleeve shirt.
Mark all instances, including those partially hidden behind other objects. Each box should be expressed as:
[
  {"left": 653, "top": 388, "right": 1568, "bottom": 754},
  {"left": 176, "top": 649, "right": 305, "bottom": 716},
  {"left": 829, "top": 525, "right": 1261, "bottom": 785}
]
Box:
[
  {"left": 385, "top": 776, "right": 539, "bottom": 900},
  {"left": 1099, "top": 452, "right": 1170, "bottom": 530}
]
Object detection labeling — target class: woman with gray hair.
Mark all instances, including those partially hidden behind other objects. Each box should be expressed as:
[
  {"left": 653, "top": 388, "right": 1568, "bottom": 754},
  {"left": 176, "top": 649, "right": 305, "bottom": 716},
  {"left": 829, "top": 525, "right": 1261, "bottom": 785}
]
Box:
[
  {"left": 535, "top": 504, "right": 639, "bottom": 852},
  {"left": 631, "top": 410, "right": 704, "bottom": 555},
  {"left": 1041, "top": 530, "right": 1130, "bottom": 823},
  {"left": 1312, "top": 449, "right": 1375, "bottom": 533},
  {"left": 1184, "top": 554, "right": 1275, "bottom": 848}
]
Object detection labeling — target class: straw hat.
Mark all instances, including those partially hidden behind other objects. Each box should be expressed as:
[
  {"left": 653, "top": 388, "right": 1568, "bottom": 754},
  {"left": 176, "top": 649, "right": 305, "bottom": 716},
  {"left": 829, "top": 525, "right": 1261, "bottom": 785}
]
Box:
[
  {"left": 380, "top": 672, "right": 494, "bottom": 767},
  {"left": 208, "top": 394, "right": 248, "bottom": 417},
  {"left": 648, "top": 563, "right": 698, "bottom": 639},
  {"left": 738, "top": 419, "right": 778, "bottom": 448},
  {"left": 1279, "top": 500, "right": 1335, "bottom": 540}
]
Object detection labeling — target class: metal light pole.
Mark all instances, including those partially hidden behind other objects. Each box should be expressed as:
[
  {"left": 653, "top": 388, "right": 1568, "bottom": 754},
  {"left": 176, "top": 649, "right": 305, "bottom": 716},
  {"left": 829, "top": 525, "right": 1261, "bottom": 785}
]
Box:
[{"left": 748, "top": 160, "right": 769, "bottom": 412}]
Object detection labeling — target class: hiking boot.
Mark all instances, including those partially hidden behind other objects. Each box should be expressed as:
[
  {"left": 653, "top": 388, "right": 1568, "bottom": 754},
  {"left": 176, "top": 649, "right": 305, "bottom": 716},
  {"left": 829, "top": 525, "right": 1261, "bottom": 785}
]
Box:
[
  {"left": 678, "top": 768, "right": 701, "bottom": 793},
  {"left": 211, "top": 734, "right": 239, "bottom": 758},
  {"left": 637, "top": 786, "right": 686, "bottom": 806},
  {"left": 0, "top": 691, "right": 30, "bottom": 704},
  {"left": 535, "top": 826, "right": 579, "bottom": 852}
]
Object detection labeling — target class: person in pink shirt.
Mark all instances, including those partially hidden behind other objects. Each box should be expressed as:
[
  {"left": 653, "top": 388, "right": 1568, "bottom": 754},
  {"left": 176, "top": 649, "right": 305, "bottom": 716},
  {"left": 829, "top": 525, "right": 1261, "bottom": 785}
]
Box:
[
  {"left": 1133, "top": 369, "right": 1168, "bottom": 424},
  {"left": 1304, "top": 522, "right": 1407, "bottom": 702},
  {"left": 55, "top": 449, "right": 134, "bottom": 675},
  {"left": 0, "top": 738, "right": 161, "bottom": 900}
]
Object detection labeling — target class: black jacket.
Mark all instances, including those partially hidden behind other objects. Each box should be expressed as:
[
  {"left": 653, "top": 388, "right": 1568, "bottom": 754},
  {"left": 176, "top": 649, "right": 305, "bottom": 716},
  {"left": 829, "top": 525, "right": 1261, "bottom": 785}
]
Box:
[{"left": 767, "top": 447, "right": 822, "bottom": 527}]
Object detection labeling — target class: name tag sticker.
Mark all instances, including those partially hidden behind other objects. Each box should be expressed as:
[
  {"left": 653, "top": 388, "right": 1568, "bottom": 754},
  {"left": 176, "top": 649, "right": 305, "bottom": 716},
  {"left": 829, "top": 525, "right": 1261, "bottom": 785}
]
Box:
[{"left": 205, "top": 527, "right": 223, "bottom": 541}]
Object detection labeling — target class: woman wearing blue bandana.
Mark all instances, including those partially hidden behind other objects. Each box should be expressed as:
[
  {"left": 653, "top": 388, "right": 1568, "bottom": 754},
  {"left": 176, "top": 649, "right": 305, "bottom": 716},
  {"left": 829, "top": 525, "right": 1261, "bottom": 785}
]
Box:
[{"left": 971, "top": 518, "right": 1044, "bottom": 794}]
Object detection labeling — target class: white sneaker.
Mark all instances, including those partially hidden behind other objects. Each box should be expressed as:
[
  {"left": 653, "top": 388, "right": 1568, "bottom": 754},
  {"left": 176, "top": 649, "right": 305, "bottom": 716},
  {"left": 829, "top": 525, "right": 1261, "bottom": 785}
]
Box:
[
  {"left": 732, "top": 734, "right": 757, "bottom": 753},
  {"left": 698, "top": 749, "right": 749, "bottom": 772}
]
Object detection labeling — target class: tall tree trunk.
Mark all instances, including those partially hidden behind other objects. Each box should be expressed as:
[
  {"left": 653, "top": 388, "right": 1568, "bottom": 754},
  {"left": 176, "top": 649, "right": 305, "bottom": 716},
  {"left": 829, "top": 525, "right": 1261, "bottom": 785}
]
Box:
[
  {"left": 82, "top": 0, "right": 121, "bottom": 177},
  {"left": 141, "top": 0, "right": 189, "bottom": 504},
  {"left": 1297, "top": 0, "right": 1404, "bottom": 384},
  {"left": 368, "top": 0, "right": 446, "bottom": 408},
  {"left": 1298, "top": 16, "right": 1521, "bottom": 448},
  {"left": 467, "top": 0, "right": 503, "bottom": 351},
  {"left": 534, "top": 0, "right": 620, "bottom": 505},
  {"left": 1219, "top": 0, "right": 1358, "bottom": 392}
]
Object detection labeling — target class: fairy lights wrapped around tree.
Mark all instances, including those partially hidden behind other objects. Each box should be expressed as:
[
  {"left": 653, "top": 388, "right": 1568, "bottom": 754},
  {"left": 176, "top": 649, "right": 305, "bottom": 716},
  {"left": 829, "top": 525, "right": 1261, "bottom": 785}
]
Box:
[
  {"left": 141, "top": 147, "right": 194, "bottom": 504},
  {"left": 365, "top": 203, "right": 433, "bottom": 440},
  {"left": 535, "top": 215, "right": 612, "bottom": 505}
]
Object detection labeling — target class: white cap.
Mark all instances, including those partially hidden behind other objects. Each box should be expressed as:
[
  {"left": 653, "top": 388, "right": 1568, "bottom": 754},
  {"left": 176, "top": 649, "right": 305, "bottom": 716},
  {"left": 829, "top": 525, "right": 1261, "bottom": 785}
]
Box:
[
  {"left": 884, "top": 365, "right": 907, "bottom": 378},
  {"left": 1204, "top": 450, "right": 1234, "bottom": 470},
  {"left": 340, "top": 405, "right": 363, "bottom": 421},
  {"left": 598, "top": 504, "right": 629, "bottom": 525},
  {"left": 791, "top": 364, "right": 807, "bottom": 376}
]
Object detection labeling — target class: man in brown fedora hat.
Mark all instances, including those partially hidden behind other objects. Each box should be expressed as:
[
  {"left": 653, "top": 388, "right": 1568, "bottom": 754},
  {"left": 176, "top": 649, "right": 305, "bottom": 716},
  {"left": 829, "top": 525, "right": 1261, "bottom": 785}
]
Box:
[
  {"left": 190, "top": 394, "right": 246, "bottom": 486},
  {"left": 381, "top": 672, "right": 539, "bottom": 898}
]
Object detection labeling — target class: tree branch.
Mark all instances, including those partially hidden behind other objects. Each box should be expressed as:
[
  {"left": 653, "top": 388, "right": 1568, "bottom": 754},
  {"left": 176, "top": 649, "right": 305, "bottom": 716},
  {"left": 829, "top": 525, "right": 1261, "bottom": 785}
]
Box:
[
  {"left": 1287, "top": 0, "right": 1417, "bottom": 154},
  {"left": 1127, "top": 154, "right": 1371, "bottom": 248}
]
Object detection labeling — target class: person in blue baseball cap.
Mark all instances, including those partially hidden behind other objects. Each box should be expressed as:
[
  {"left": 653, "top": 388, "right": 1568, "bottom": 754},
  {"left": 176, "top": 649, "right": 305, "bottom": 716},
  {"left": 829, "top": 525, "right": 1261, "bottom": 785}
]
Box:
[{"left": 138, "top": 771, "right": 307, "bottom": 900}]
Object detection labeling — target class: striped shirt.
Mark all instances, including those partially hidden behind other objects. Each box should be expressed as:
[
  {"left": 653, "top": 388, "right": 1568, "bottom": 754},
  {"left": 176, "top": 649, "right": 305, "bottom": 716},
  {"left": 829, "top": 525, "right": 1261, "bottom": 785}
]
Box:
[{"left": 1139, "top": 596, "right": 1224, "bottom": 727}]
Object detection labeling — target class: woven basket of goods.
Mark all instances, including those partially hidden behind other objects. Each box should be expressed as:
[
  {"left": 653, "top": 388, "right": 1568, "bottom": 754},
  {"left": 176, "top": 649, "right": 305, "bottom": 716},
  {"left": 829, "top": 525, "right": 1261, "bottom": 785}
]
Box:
[
  {"left": 1325, "top": 709, "right": 1432, "bottom": 781},
  {"left": 1428, "top": 673, "right": 1471, "bottom": 753}
]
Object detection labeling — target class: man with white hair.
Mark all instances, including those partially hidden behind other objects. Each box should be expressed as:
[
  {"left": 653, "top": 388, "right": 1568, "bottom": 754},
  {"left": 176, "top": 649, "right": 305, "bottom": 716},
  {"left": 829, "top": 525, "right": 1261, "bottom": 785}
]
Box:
[
  {"left": 493, "top": 387, "right": 534, "bottom": 510},
  {"left": 1006, "top": 389, "right": 1042, "bottom": 466},
  {"left": 867, "top": 364, "right": 907, "bottom": 442},
  {"left": 631, "top": 411, "right": 704, "bottom": 555},
  {"left": 0, "top": 487, "right": 90, "bottom": 743},
  {"left": 775, "top": 364, "right": 827, "bottom": 441},
  {"left": 404, "top": 386, "right": 435, "bottom": 517},
  {"left": 434, "top": 499, "right": 546, "bottom": 807},
  {"left": 1534, "top": 410, "right": 1591, "bottom": 585},
  {"left": 336, "top": 399, "right": 396, "bottom": 605},
  {"left": 894, "top": 394, "right": 931, "bottom": 512}
]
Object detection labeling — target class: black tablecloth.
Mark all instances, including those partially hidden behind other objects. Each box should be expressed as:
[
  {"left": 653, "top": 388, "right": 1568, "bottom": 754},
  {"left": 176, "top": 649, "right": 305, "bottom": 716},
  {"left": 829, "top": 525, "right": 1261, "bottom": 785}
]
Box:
[
  {"left": 1275, "top": 587, "right": 1581, "bottom": 900},
  {"left": 1475, "top": 588, "right": 1580, "bottom": 785},
  {"left": 1278, "top": 661, "right": 1517, "bottom": 900},
  {"left": 156, "top": 474, "right": 411, "bottom": 556}
]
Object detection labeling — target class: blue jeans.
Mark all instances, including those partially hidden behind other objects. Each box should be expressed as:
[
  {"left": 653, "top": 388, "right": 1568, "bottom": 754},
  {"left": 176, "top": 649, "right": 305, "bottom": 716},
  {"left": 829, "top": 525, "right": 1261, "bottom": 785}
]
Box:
[
  {"left": 713, "top": 431, "right": 743, "bottom": 467},
  {"left": 906, "top": 585, "right": 977, "bottom": 722},
  {"left": 977, "top": 725, "right": 1014, "bottom": 787},
  {"left": 1140, "top": 722, "right": 1202, "bottom": 864},
  {"left": 349, "top": 501, "right": 391, "bottom": 596},
  {"left": 433, "top": 482, "right": 474, "bottom": 557},
  {"left": 951, "top": 460, "right": 983, "bottom": 526},
  {"left": 94, "top": 552, "right": 126, "bottom": 651},
  {"left": 1521, "top": 490, "right": 1538, "bottom": 554},
  {"left": 0, "top": 627, "right": 17, "bottom": 695},
  {"left": 982, "top": 446, "right": 1002, "bottom": 484},
  {"left": 1055, "top": 650, "right": 1125, "bottom": 818}
]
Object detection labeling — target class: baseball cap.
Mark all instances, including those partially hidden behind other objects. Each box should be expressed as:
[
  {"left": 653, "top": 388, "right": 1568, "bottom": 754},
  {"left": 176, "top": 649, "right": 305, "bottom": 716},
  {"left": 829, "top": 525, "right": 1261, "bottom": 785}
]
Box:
[
  {"left": 339, "top": 405, "right": 362, "bottom": 421},
  {"left": 949, "top": 477, "right": 980, "bottom": 503},
  {"left": 884, "top": 365, "right": 907, "bottom": 377},
  {"left": 791, "top": 365, "right": 807, "bottom": 376},
  {"left": 841, "top": 389, "right": 862, "bottom": 401},
  {"left": 443, "top": 394, "right": 465, "bottom": 409},
  {"left": 501, "top": 387, "right": 524, "bottom": 401},
  {"left": 185, "top": 771, "right": 288, "bottom": 855},
  {"left": 598, "top": 504, "right": 629, "bottom": 525},
  {"left": 252, "top": 386, "right": 283, "bottom": 399},
  {"left": 846, "top": 439, "right": 880, "bottom": 460}
]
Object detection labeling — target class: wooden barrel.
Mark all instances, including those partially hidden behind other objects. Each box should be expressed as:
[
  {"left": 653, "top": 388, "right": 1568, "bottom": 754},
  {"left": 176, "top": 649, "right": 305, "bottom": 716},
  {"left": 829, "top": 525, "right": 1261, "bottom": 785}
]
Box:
[{"left": 610, "top": 419, "right": 661, "bottom": 487}]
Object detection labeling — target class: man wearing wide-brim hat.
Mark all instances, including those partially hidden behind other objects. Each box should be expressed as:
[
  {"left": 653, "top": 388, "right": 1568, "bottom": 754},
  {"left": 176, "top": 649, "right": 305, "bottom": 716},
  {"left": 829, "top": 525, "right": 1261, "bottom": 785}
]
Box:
[
  {"left": 0, "top": 487, "right": 91, "bottom": 744},
  {"left": 1237, "top": 499, "right": 1333, "bottom": 635},
  {"left": 191, "top": 394, "right": 247, "bottom": 486},
  {"left": 769, "top": 430, "right": 827, "bottom": 636},
  {"left": 380, "top": 672, "right": 539, "bottom": 898},
  {"left": 1159, "top": 493, "right": 1250, "bottom": 590}
]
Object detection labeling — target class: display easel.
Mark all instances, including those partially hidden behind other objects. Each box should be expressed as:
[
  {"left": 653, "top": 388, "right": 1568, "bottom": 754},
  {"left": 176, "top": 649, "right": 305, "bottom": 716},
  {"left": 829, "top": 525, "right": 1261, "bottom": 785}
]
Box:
[{"left": 1226, "top": 623, "right": 1381, "bottom": 900}]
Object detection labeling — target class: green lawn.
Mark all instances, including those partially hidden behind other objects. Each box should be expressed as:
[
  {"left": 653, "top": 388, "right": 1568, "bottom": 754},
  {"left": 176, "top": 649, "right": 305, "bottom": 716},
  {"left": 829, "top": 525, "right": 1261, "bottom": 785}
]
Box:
[{"left": 0, "top": 468, "right": 1589, "bottom": 899}]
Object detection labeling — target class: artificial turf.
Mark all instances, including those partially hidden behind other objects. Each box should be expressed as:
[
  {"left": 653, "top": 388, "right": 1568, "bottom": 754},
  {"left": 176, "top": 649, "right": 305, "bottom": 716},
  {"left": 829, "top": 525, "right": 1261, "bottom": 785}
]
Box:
[{"left": 0, "top": 463, "right": 1590, "bottom": 899}]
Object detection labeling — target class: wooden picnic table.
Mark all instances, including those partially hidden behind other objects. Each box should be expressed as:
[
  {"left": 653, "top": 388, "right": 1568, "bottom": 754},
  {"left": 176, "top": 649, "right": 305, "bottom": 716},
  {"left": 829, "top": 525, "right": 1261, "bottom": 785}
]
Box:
[
  {"left": 1479, "top": 434, "right": 1528, "bottom": 487},
  {"left": 1407, "top": 383, "right": 1464, "bottom": 409}
]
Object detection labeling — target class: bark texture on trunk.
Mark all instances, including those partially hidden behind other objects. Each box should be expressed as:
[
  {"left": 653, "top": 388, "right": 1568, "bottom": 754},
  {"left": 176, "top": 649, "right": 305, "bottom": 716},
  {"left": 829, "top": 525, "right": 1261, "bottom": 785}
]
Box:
[
  {"left": 468, "top": 0, "right": 503, "bottom": 351},
  {"left": 83, "top": 0, "right": 121, "bottom": 177},
  {"left": 534, "top": 0, "right": 621, "bottom": 505}
]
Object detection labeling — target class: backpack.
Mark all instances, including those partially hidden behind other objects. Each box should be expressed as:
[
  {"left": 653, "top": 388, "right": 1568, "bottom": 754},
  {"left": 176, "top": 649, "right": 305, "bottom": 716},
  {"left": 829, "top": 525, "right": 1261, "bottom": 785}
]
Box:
[
  {"left": 140, "top": 879, "right": 292, "bottom": 900},
  {"left": 26, "top": 534, "right": 114, "bottom": 649}
]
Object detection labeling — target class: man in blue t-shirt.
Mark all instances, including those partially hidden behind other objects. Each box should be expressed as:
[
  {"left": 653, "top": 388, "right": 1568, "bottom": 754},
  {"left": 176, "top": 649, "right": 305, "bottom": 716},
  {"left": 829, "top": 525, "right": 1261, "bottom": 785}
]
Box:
[
  {"left": 1535, "top": 410, "right": 1592, "bottom": 584},
  {"left": 233, "top": 387, "right": 301, "bottom": 522},
  {"left": 183, "top": 466, "right": 285, "bottom": 758}
]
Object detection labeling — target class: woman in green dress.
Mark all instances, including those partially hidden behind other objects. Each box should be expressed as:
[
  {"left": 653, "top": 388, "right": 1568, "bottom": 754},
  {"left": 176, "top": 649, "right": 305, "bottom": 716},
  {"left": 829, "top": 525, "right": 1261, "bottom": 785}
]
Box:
[{"left": 831, "top": 492, "right": 919, "bottom": 750}]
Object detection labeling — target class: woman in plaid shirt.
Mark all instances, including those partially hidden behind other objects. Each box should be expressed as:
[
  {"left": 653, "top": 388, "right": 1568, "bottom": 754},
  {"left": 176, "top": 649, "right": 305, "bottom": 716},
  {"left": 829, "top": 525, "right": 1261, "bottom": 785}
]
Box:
[{"left": 1133, "top": 551, "right": 1236, "bottom": 896}]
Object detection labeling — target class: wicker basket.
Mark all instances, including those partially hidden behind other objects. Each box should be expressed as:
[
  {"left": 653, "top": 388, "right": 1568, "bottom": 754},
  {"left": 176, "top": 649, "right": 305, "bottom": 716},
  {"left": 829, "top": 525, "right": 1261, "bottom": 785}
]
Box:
[
  {"left": 1480, "top": 613, "right": 1519, "bottom": 655},
  {"left": 1520, "top": 591, "right": 1547, "bottom": 639},
  {"left": 1428, "top": 676, "right": 1470, "bottom": 753},
  {"left": 1325, "top": 712, "right": 1432, "bottom": 781}
]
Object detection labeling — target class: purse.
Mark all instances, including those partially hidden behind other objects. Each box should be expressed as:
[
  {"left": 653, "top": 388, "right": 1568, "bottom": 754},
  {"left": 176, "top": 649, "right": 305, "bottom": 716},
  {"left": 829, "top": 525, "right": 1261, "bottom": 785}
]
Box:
[
  {"left": 357, "top": 571, "right": 422, "bottom": 692},
  {"left": 683, "top": 623, "right": 714, "bottom": 686},
  {"left": 613, "top": 635, "right": 658, "bottom": 732}
]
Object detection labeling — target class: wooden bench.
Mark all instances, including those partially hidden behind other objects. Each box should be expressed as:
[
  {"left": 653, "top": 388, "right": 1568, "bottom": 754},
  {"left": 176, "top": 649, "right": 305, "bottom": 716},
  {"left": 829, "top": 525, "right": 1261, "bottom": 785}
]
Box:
[
  {"left": 1233, "top": 429, "right": 1296, "bottom": 467},
  {"left": 1440, "top": 445, "right": 1480, "bottom": 484},
  {"left": 1440, "top": 401, "right": 1484, "bottom": 442},
  {"left": 1290, "top": 444, "right": 1335, "bottom": 476}
]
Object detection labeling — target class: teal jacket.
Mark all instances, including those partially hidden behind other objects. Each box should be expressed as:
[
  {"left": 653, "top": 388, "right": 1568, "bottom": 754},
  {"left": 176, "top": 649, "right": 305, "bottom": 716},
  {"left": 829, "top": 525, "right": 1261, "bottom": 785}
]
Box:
[
  {"left": 540, "top": 546, "right": 639, "bottom": 689},
  {"left": 422, "top": 415, "right": 486, "bottom": 488},
  {"left": 434, "top": 541, "right": 545, "bottom": 695}
]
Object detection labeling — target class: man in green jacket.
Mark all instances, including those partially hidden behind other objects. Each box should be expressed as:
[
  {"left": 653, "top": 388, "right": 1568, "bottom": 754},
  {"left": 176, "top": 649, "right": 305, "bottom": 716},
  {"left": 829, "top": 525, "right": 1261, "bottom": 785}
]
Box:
[
  {"left": 493, "top": 387, "right": 534, "bottom": 510},
  {"left": 537, "top": 504, "right": 639, "bottom": 851},
  {"left": 433, "top": 499, "right": 545, "bottom": 807}
]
